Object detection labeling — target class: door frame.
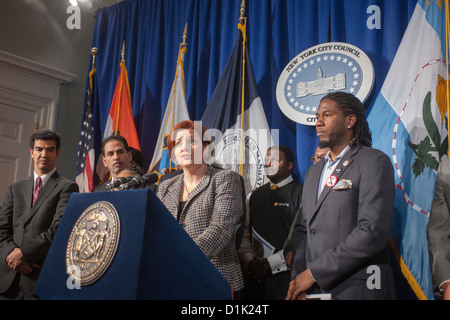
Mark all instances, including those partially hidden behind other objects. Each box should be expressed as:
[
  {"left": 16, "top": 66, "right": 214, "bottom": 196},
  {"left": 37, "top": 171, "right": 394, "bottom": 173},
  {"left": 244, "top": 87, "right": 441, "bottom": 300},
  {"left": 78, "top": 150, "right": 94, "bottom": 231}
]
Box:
[{"left": 0, "top": 50, "right": 75, "bottom": 198}]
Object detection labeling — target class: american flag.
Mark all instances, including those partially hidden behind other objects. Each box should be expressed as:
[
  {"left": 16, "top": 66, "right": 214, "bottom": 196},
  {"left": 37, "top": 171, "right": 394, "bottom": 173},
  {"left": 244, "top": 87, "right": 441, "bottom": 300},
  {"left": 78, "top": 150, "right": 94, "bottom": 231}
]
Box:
[{"left": 75, "top": 69, "right": 96, "bottom": 192}]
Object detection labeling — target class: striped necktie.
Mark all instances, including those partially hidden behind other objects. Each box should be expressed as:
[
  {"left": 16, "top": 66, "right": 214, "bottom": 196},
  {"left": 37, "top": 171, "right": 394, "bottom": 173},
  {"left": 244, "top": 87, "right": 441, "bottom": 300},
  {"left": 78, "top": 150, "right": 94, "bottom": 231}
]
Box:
[{"left": 33, "top": 177, "right": 42, "bottom": 205}]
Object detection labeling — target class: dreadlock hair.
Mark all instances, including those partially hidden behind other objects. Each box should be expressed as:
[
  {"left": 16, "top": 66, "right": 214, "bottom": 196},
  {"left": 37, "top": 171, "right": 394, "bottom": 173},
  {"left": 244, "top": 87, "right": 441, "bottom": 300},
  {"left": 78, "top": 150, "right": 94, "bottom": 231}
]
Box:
[{"left": 321, "top": 92, "right": 372, "bottom": 148}]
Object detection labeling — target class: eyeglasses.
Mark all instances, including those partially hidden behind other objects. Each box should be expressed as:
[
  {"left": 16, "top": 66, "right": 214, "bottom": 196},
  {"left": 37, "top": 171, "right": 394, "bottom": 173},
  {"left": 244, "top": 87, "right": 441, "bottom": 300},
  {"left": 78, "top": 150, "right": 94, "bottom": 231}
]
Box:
[{"left": 310, "top": 155, "right": 325, "bottom": 162}]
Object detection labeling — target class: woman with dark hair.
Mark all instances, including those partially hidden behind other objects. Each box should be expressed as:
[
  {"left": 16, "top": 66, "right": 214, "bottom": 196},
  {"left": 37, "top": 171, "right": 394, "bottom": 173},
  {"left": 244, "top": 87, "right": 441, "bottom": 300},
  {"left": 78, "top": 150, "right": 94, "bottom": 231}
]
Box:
[{"left": 156, "top": 120, "right": 244, "bottom": 296}]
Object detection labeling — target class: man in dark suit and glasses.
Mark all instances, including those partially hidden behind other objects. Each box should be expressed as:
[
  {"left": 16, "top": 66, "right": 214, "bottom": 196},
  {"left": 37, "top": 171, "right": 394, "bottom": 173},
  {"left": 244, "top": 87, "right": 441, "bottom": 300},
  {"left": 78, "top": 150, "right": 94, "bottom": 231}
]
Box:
[
  {"left": 287, "top": 92, "right": 396, "bottom": 300},
  {"left": 0, "top": 129, "right": 78, "bottom": 299}
]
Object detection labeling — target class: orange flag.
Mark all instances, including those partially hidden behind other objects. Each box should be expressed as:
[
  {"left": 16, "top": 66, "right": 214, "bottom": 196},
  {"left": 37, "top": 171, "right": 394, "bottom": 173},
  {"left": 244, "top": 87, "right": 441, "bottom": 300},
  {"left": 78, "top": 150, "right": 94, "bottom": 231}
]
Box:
[{"left": 104, "top": 60, "right": 140, "bottom": 150}]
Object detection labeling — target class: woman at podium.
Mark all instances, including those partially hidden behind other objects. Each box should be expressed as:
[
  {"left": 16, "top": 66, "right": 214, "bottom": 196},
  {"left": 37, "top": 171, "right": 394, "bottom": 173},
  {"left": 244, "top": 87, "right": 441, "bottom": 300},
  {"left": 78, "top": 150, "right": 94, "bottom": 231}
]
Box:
[{"left": 156, "top": 120, "right": 244, "bottom": 297}]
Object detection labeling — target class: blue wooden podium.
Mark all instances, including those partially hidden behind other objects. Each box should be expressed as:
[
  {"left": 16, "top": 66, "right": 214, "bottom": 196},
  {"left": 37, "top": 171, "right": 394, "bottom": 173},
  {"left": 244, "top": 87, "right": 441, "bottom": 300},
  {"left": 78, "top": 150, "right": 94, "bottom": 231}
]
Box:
[{"left": 35, "top": 189, "right": 232, "bottom": 300}]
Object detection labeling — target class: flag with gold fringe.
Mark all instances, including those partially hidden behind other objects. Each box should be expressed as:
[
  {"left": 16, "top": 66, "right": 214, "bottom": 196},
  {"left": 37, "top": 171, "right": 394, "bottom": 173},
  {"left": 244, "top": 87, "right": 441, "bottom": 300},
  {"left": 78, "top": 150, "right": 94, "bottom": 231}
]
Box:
[
  {"left": 75, "top": 48, "right": 98, "bottom": 192},
  {"left": 367, "top": 0, "right": 449, "bottom": 299},
  {"left": 201, "top": 3, "right": 274, "bottom": 195},
  {"left": 149, "top": 25, "right": 190, "bottom": 174},
  {"left": 96, "top": 42, "right": 141, "bottom": 183}
]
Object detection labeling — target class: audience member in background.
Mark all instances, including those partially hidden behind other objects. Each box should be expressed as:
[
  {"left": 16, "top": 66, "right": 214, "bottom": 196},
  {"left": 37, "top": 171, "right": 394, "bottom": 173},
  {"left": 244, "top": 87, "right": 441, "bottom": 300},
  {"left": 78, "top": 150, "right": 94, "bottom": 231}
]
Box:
[
  {"left": 239, "top": 145, "right": 302, "bottom": 299},
  {"left": 311, "top": 145, "right": 329, "bottom": 165},
  {"left": 427, "top": 157, "right": 450, "bottom": 300},
  {"left": 129, "top": 147, "right": 146, "bottom": 172}
]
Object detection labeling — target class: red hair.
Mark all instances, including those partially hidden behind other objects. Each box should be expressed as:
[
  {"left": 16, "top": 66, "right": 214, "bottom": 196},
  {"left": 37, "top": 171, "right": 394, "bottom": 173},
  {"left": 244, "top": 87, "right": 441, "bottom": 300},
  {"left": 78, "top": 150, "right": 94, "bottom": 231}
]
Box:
[{"left": 167, "top": 120, "right": 212, "bottom": 158}]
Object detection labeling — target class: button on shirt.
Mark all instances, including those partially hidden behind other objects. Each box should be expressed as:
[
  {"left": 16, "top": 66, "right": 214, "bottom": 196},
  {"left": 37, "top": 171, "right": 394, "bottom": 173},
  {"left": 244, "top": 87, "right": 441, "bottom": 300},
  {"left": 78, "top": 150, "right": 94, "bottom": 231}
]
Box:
[{"left": 317, "top": 145, "right": 350, "bottom": 199}]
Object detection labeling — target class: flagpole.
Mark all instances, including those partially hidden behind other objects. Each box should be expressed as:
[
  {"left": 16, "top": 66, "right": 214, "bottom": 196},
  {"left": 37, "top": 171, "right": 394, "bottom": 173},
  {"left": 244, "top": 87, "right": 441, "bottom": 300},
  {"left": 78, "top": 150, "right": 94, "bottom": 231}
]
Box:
[
  {"left": 90, "top": 47, "right": 98, "bottom": 91},
  {"left": 446, "top": 0, "right": 450, "bottom": 156},
  {"left": 91, "top": 47, "right": 98, "bottom": 70},
  {"left": 168, "top": 23, "right": 188, "bottom": 172},
  {"left": 238, "top": 0, "right": 247, "bottom": 177},
  {"left": 114, "top": 41, "right": 126, "bottom": 135}
]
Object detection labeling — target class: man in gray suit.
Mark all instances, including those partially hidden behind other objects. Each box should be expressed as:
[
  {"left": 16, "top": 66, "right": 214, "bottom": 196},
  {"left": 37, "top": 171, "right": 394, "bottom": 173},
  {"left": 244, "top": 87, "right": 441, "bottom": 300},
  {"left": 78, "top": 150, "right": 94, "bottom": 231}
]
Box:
[
  {"left": 0, "top": 129, "right": 79, "bottom": 299},
  {"left": 287, "top": 92, "right": 396, "bottom": 300},
  {"left": 427, "top": 157, "right": 450, "bottom": 300}
]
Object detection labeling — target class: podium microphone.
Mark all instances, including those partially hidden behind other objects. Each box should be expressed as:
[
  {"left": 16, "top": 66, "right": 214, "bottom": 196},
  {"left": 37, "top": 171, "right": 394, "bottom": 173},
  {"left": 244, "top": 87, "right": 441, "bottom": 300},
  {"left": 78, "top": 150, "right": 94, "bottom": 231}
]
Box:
[
  {"left": 119, "top": 174, "right": 144, "bottom": 190},
  {"left": 141, "top": 171, "right": 161, "bottom": 186},
  {"left": 117, "top": 169, "right": 167, "bottom": 190},
  {"left": 106, "top": 176, "right": 130, "bottom": 191}
]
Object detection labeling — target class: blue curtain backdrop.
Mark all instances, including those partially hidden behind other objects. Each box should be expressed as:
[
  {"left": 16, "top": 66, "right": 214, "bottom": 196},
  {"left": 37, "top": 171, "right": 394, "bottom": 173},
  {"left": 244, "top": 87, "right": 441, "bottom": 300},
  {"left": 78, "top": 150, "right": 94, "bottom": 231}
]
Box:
[
  {"left": 86, "top": 0, "right": 416, "bottom": 183},
  {"left": 83, "top": 0, "right": 424, "bottom": 299}
]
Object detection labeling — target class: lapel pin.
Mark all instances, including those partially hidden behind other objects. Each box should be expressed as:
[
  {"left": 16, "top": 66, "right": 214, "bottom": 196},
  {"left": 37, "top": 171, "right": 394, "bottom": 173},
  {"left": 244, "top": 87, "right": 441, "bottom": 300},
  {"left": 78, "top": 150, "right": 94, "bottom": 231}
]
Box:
[{"left": 326, "top": 175, "right": 338, "bottom": 188}]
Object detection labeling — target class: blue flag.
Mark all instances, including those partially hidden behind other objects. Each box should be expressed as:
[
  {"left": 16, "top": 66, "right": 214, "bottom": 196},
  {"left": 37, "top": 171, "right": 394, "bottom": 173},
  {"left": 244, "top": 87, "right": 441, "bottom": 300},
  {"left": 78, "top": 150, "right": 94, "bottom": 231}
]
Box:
[
  {"left": 202, "top": 22, "right": 274, "bottom": 195},
  {"left": 367, "top": 0, "right": 447, "bottom": 300}
]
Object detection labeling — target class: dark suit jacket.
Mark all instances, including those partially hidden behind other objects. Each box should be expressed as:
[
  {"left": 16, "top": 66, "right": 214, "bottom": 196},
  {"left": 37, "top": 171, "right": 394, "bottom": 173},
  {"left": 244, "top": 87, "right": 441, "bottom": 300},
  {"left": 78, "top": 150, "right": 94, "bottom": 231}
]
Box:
[
  {"left": 0, "top": 171, "right": 79, "bottom": 293},
  {"left": 291, "top": 145, "right": 396, "bottom": 299},
  {"left": 427, "top": 157, "right": 450, "bottom": 294},
  {"left": 92, "top": 181, "right": 109, "bottom": 192}
]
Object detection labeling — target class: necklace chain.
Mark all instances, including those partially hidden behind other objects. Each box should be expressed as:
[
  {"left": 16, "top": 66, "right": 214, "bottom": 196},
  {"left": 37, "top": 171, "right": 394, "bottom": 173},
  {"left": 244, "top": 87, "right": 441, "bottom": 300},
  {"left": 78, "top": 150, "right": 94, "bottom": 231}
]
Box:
[{"left": 184, "top": 180, "right": 192, "bottom": 197}]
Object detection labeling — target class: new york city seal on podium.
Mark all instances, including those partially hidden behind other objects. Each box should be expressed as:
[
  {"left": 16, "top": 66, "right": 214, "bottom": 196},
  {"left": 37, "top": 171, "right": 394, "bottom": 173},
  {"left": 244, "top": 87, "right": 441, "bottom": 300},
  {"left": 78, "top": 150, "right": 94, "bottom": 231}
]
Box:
[{"left": 66, "top": 201, "right": 121, "bottom": 286}]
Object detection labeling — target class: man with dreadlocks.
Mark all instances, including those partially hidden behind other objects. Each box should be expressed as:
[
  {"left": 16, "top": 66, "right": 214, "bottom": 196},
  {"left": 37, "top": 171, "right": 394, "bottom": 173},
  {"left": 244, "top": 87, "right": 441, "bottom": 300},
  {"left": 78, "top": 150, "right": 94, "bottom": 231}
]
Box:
[{"left": 286, "top": 92, "right": 396, "bottom": 300}]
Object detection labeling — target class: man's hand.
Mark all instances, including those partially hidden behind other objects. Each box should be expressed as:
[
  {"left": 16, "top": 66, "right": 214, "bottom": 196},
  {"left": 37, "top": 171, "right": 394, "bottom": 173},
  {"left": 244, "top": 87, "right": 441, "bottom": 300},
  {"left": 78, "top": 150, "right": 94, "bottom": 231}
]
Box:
[
  {"left": 5, "top": 248, "right": 39, "bottom": 275},
  {"left": 6, "top": 248, "right": 26, "bottom": 270},
  {"left": 286, "top": 268, "right": 315, "bottom": 300}
]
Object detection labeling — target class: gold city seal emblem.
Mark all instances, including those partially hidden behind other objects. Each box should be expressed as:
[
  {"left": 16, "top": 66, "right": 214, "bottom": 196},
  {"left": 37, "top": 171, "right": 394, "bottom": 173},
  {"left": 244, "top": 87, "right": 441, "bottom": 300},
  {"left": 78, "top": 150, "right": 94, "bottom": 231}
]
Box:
[{"left": 66, "top": 201, "right": 120, "bottom": 286}]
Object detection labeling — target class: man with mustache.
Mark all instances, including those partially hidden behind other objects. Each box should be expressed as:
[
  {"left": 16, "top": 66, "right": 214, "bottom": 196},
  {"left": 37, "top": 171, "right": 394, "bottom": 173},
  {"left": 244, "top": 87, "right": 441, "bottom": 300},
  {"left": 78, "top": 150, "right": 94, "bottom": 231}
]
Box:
[
  {"left": 287, "top": 92, "right": 396, "bottom": 300},
  {"left": 92, "top": 135, "right": 132, "bottom": 192}
]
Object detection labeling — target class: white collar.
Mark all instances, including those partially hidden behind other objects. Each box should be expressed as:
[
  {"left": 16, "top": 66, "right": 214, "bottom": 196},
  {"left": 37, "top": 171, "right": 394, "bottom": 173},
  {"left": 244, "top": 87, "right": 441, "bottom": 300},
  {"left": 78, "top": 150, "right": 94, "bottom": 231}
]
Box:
[
  {"left": 270, "top": 174, "right": 294, "bottom": 188},
  {"left": 34, "top": 168, "right": 56, "bottom": 187}
]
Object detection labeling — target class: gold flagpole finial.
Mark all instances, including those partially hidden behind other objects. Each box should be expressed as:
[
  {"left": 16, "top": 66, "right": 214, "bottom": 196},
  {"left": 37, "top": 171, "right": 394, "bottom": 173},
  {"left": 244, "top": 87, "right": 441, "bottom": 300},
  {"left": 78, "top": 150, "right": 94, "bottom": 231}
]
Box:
[
  {"left": 91, "top": 47, "right": 98, "bottom": 70},
  {"left": 240, "top": 0, "right": 246, "bottom": 22},
  {"left": 121, "top": 40, "right": 125, "bottom": 63},
  {"left": 182, "top": 22, "right": 188, "bottom": 47}
]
